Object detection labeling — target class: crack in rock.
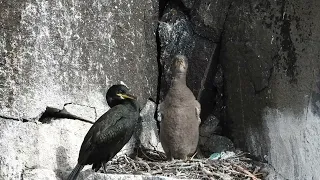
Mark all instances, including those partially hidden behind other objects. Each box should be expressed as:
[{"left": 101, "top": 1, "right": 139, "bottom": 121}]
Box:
[{"left": 39, "top": 103, "right": 97, "bottom": 124}]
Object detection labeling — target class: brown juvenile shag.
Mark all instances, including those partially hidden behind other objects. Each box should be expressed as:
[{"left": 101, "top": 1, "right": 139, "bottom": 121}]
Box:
[{"left": 160, "top": 55, "right": 201, "bottom": 160}]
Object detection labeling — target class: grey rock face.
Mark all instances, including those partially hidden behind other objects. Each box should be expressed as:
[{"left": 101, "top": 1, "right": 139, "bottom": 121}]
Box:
[
  {"left": 0, "top": 118, "right": 91, "bottom": 180},
  {"left": 190, "top": 0, "right": 232, "bottom": 41},
  {"left": 27, "top": 168, "right": 177, "bottom": 180},
  {"left": 0, "top": 0, "right": 158, "bottom": 120},
  {"left": 198, "top": 114, "right": 222, "bottom": 157},
  {"left": 23, "top": 169, "right": 60, "bottom": 180},
  {"left": 221, "top": 0, "right": 320, "bottom": 179},
  {"left": 199, "top": 114, "right": 220, "bottom": 138},
  {"left": 61, "top": 103, "right": 96, "bottom": 122},
  {"left": 179, "top": 0, "right": 195, "bottom": 9},
  {"left": 75, "top": 170, "right": 178, "bottom": 180},
  {"left": 137, "top": 100, "right": 163, "bottom": 152},
  {"left": 199, "top": 135, "right": 234, "bottom": 157}
]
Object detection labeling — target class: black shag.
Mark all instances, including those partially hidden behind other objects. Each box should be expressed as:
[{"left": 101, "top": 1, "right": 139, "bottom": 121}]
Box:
[{"left": 67, "top": 84, "right": 140, "bottom": 180}]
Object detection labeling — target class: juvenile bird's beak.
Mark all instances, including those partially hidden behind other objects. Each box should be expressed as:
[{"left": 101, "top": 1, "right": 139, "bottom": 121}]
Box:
[
  {"left": 176, "top": 60, "right": 182, "bottom": 66},
  {"left": 117, "top": 93, "right": 137, "bottom": 100},
  {"left": 176, "top": 60, "right": 186, "bottom": 68}
]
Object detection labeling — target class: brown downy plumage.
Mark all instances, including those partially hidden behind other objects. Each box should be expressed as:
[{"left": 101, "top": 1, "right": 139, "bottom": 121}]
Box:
[{"left": 160, "top": 55, "right": 201, "bottom": 160}]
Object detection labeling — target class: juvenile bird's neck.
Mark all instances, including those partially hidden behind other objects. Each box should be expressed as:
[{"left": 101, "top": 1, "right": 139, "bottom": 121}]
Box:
[{"left": 173, "top": 73, "right": 186, "bottom": 83}]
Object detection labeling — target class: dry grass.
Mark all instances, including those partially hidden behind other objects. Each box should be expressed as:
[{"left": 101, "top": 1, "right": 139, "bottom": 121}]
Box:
[{"left": 103, "top": 149, "right": 267, "bottom": 180}]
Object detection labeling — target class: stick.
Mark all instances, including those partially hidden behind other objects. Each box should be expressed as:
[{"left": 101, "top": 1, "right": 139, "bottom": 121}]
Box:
[
  {"left": 201, "top": 167, "right": 232, "bottom": 180},
  {"left": 233, "top": 164, "right": 261, "bottom": 180},
  {"left": 140, "top": 148, "right": 157, "bottom": 161}
]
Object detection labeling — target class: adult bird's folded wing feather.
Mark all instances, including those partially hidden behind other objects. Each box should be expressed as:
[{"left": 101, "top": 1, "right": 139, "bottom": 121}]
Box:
[{"left": 78, "top": 106, "right": 125, "bottom": 161}]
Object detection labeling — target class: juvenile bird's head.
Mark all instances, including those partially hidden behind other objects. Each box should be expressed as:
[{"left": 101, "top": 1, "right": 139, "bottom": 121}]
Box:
[
  {"left": 173, "top": 55, "right": 188, "bottom": 74},
  {"left": 106, "top": 84, "right": 137, "bottom": 107}
]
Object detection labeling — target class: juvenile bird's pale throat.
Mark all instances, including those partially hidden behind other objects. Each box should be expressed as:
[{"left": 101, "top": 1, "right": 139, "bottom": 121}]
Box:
[{"left": 117, "top": 93, "right": 136, "bottom": 100}]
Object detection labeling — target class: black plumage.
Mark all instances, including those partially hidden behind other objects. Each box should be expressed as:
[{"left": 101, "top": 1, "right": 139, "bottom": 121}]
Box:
[{"left": 67, "top": 84, "right": 140, "bottom": 180}]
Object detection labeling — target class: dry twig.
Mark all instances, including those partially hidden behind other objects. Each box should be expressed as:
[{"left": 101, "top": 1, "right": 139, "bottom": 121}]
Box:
[
  {"left": 233, "top": 164, "right": 261, "bottom": 180},
  {"left": 102, "top": 149, "right": 267, "bottom": 179}
]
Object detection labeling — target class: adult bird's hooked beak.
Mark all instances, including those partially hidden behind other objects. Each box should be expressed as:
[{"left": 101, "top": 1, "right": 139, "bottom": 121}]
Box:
[{"left": 116, "top": 93, "right": 137, "bottom": 100}]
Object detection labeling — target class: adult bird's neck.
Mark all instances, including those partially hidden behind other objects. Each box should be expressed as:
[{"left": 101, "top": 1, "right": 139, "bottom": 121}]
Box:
[{"left": 123, "top": 99, "right": 140, "bottom": 111}]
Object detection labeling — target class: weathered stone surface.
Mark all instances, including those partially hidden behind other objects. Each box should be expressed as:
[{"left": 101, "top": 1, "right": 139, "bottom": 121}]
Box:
[
  {"left": 199, "top": 114, "right": 220, "bottom": 138},
  {"left": 39, "top": 168, "right": 180, "bottom": 180},
  {"left": 199, "top": 135, "right": 234, "bottom": 157},
  {"left": 0, "top": 118, "right": 91, "bottom": 179},
  {"left": 221, "top": 0, "right": 320, "bottom": 179},
  {"left": 61, "top": 103, "right": 97, "bottom": 122},
  {"left": 158, "top": 4, "right": 217, "bottom": 121},
  {"left": 137, "top": 100, "right": 163, "bottom": 151},
  {"left": 190, "top": 0, "right": 232, "bottom": 41},
  {"left": 74, "top": 170, "right": 179, "bottom": 180},
  {"left": 179, "top": 0, "right": 195, "bottom": 9},
  {"left": 23, "top": 168, "right": 60, "bottom": 180},
  {"left": 0, "top": 0, "right": 158, "bottom": 120},
  {"left": 262, "top": 166, "right": 287, "bottom": 180}
]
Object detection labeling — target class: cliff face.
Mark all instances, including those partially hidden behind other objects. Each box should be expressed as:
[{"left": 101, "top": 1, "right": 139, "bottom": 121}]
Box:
[
  {"left": 0, "top": 0, "right": 158, "bottom": 120},
  {"left": 0, "top": 0, "right": 159, "bottom": 179},
  {"left": 221, "top": 1, "right": 320, "bottom": 179},
  {"left": 1, "top": 0, "right": 320, "bottom": 179}
]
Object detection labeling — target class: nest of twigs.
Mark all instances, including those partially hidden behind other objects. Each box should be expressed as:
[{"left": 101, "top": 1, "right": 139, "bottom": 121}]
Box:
[{"left": 103, "top": 148, "right": 268, "bottom": 180}]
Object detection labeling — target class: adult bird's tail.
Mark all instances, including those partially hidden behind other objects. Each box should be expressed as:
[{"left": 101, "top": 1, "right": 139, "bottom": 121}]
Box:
[{"left": 67, "top": 164, "right": 84, "bottom": 180}]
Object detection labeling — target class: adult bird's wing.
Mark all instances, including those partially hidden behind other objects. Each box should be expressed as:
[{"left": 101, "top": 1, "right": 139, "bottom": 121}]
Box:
[{"left": 77, "top": 104, "right": 131, "bottom": 163}]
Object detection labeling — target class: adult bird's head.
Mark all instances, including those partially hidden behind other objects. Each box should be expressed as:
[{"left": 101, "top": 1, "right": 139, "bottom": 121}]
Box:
[
  {"left": 106, "top": 84, "right": 137, "bottom": 108},
  {"left": 173, "top": 55, "right": 188, "bottom": 74}
]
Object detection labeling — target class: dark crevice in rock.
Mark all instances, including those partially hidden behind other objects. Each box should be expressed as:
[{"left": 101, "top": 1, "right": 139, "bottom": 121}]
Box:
[
  {"left": 0, "top": 115, "right": 30, "bottom": 122},
  {"left": 159, "top": 0, "right": 170, "bottom": 18},
  {"left": 278, "top": 0, "right": 298, "bottom": 84},
  {"left": 170, "top": 0, "right": 192, "bottom": 19},
  {"left": 198, "top": 45, "right": 221, "bottom": 121},
  {"left": 38, "top": 103, "right": 95, "bottom": 124},
  {"left": 20, "top": 169, "right": 24, "bottom": 180},
  {"left": 216, "top": 2, "right": 233, "bottom": 139},
  {"left": 220, "top": 1, "right": 233, "bottom": 42},
  {"left": 155, "top": 0, "right": 168, "bottom": 131},
  {"left": 267, "top": 163, "right": 290, "bottom": 180}
]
